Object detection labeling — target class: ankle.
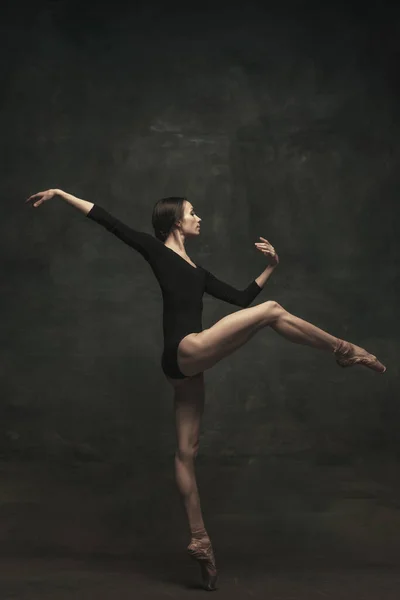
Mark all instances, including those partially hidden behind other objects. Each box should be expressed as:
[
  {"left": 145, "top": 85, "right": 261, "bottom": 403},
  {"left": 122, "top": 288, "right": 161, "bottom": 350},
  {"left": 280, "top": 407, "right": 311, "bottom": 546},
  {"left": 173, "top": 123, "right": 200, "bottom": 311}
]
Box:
[
  {"left": 191, "top": 527, "right": 209, "bottom": 540},
  {"left": 333, "top": 338, "right": 345, "bottom": 354}
]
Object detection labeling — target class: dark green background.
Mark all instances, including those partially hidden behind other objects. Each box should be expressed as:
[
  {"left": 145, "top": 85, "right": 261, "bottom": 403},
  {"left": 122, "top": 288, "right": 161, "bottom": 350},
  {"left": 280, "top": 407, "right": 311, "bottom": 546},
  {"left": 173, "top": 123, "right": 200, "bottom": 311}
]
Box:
[{"left": 1, "top": 0, "right": 399, "bottom": 564}]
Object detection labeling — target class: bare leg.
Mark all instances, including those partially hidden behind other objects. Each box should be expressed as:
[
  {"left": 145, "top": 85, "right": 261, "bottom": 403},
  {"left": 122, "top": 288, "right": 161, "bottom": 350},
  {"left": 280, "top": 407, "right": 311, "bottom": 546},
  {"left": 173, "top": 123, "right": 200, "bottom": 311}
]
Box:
[
  {"left": 270, "top": 310, "right": 385, "bottom": 372},
  {"left": 173, "top": 373, "right": 206, "bottom": 534},
  {"left": 169, "top": 372, "right": 218, "bottom": 589},
  {"left": 178, "top": 300, "right": 385, "bottom": 376},
  {"left": 178, "top": 301, "right": 281, "bottom": 376},
  {"left": 270, "top": 309, "right": 338, "bottom": 351}
]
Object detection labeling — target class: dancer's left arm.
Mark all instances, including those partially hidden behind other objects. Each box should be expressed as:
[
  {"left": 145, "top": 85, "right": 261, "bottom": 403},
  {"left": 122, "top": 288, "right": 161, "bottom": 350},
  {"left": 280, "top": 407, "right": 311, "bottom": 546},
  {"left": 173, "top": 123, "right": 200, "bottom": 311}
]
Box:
[
  {"left": 254, "top": 265, "right": 276, "bottom": 289},
  {"left": 203, "top": 268, "right": 262, "bottom": 307},
  {"left": 203, "top": 236, "right": 278, "bottom": 308}
]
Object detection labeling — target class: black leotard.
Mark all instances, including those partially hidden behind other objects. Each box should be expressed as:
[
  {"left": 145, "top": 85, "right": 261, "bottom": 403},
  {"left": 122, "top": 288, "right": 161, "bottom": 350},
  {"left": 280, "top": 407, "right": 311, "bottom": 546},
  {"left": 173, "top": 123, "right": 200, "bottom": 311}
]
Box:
[{"left": 86, "top": 205, "right": 263, "bottom": 379}]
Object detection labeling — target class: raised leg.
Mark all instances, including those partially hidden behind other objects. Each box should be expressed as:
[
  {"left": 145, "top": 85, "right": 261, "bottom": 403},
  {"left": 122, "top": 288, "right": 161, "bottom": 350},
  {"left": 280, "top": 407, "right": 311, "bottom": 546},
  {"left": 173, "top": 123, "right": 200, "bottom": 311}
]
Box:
[
  {"left": 177, "top": 300, "right": 385, "bottom": 376},
  {"left": 178, "top": 300, "right": 282, "bottom": 376},
  {"left": 269, "top": 308, "right": 339, "bottom": 350}
]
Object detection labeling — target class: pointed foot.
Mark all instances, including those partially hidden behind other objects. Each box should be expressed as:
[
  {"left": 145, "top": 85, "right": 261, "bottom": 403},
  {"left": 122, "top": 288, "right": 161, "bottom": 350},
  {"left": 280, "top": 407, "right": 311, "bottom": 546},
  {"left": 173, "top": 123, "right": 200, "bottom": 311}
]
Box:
[
  {"left": 187, "top": 537, "right": 218, "bottom": 591},
  {"left": 334, "top": 339, "right": 386, "bottom": 374}
]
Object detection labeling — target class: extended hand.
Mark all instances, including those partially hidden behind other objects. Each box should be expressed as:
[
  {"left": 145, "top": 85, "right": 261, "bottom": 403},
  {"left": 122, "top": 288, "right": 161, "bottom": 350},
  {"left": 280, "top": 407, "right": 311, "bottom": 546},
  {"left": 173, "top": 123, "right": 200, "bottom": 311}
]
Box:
[
  {"left": 25, "top": 188, "right": 60, "bottom": 208},
  {"left": 254, "top": 236, "right": 279, "bottom": 266}
]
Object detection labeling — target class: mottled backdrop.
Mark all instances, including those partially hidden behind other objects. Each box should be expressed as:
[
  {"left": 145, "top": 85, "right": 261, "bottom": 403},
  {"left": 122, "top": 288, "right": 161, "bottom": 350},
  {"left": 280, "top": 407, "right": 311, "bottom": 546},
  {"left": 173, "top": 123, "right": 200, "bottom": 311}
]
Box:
[{"left": 1, "top": 0, "right": 399, "bottom": 563}]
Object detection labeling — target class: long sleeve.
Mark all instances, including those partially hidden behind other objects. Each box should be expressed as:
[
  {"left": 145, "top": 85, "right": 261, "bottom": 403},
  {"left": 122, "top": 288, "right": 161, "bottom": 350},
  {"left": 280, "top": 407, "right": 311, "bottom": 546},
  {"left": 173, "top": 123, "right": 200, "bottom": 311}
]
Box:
[
  {"left": 86, "top": 204, "right": 159, "bottom": 261},
  {"left": 203, "top": 268, "right": 262, "bottom": 308}
]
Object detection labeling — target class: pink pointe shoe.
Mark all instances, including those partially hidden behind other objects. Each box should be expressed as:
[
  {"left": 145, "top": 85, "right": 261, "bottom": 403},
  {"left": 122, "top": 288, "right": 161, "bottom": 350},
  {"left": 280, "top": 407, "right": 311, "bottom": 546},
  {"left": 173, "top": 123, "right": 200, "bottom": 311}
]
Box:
[
  {"left": 334, "top": 339, "right": 386, "bottom": 373},
  {"left": 187, "top": 535, "right": 218, "bottom": 591}
]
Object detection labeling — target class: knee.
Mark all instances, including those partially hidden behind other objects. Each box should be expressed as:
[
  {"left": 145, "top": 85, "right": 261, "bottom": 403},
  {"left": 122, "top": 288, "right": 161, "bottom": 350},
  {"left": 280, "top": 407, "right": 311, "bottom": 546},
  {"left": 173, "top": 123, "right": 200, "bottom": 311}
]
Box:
[
  {"left": 176, "top": 443, "right": 199, "bottom": 463},
  {"left": 264, "top": 300, "right": 285, "bottom": 323}
]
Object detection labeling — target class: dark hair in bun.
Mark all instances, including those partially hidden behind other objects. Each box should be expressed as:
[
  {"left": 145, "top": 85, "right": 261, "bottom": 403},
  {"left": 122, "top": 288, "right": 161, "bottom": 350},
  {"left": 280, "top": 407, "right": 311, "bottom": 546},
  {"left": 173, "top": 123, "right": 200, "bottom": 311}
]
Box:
[{"left": 152, "top": 197, "right": 186, "bottom": 242}]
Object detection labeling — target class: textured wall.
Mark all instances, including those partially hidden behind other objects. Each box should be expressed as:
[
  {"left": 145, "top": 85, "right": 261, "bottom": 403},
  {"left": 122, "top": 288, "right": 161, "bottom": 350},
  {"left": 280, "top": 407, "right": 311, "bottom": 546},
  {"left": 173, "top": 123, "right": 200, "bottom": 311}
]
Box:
[{"left": 1, "top": 1, "right": 399, "bottom": 559}]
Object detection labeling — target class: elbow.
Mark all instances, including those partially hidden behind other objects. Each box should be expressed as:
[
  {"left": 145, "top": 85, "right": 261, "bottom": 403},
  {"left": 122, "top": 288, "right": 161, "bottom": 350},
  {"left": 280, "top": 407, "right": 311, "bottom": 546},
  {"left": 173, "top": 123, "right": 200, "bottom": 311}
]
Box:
[{"left": 241, "top": 294, "right": 258, "bottom": 308}]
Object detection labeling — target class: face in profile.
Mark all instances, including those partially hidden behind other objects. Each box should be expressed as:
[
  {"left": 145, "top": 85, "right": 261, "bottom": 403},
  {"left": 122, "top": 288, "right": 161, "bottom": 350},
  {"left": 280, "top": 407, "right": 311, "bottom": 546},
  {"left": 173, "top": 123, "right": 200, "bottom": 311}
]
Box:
[{"left": 180, "top": 201, "right": 201, "bottom": 238}]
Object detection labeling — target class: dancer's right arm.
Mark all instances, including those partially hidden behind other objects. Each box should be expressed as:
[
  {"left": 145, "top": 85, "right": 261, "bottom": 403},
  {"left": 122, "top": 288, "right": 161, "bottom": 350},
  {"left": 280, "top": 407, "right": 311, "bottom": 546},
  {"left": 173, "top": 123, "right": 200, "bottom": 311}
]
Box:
[
  {"left": 26, "top": 188, "right": 93, "bottom": 214},
  {"left": 26, "top": 188, "right": 159, "bottom": 261}
]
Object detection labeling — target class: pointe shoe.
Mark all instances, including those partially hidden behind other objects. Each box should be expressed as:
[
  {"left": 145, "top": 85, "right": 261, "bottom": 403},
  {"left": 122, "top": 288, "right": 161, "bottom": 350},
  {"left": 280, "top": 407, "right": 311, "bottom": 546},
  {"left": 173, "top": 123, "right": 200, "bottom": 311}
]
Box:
[
  {"left": 334, "top": 339, "right": 386, "bottom": 373},
  {"left": 187, "top": 536, "right": 218, "bottom": 591}
]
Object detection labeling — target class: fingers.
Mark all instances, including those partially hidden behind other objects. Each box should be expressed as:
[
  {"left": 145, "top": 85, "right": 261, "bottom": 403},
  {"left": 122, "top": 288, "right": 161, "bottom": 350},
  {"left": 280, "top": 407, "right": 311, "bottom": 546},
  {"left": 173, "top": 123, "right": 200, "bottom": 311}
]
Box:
[
  {"left": 25, "top": 190, "right": 52, "bottom": 207},
  {"left": 25, "top": 193, "right": 41, "bottom": 204},
  {"left": 254, "top": 237, "right": 279, "bottom": 264},
  {"left": 25, "top": 192, "right": 46, "bottom": 205},
  {"left": 255, "top": 240, "right": 276, "bottom": 253},
  {"left": 255, "top": 245, "right": 276, "bottom": 256},
  {"left": 259, "top": 237, "right": 274, "bottom": 247}
]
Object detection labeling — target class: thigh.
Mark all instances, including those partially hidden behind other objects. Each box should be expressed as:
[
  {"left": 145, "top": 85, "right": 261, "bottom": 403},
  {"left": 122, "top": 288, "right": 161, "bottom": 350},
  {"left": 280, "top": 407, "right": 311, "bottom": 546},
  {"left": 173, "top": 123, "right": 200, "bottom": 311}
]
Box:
[
  {"left": 177, "top": 300, "right": 281, "bottom": 376},
  {"left": 173, "top": 373, "right": 205, "bottom": 453}
]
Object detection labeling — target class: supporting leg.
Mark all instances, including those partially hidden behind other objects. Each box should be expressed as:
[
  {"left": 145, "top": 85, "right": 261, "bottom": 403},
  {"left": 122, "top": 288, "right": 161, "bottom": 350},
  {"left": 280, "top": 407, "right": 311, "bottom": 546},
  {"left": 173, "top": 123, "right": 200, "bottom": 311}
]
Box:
[
  {"left": 171, "top": 373, "right": 218, "bottom": 590},
  {"left": 173, "top": 373, "right": 206, "bottom": 534}
]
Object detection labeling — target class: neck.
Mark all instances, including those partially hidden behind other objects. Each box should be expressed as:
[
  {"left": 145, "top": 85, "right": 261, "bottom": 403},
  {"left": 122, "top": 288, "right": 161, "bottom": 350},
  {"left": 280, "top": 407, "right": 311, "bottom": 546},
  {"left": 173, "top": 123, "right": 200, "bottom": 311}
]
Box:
[{"left": 164, "top": 230, "right": 187, "bottom": 254}]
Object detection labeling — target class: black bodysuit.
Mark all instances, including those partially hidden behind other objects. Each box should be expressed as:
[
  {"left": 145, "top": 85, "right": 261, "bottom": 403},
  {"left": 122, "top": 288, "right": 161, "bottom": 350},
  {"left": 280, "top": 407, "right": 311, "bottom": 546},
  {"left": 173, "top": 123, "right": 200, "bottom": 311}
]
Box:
[{"left": 86, "top": 205, "right": 263, "bottom": 379}]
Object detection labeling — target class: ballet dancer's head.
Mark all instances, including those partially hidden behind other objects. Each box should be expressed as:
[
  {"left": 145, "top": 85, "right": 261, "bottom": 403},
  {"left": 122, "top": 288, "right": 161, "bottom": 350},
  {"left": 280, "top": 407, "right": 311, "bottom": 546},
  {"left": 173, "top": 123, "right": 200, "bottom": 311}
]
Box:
[{"left": 152, "top": 197, "right": 201, "bottom": 242}]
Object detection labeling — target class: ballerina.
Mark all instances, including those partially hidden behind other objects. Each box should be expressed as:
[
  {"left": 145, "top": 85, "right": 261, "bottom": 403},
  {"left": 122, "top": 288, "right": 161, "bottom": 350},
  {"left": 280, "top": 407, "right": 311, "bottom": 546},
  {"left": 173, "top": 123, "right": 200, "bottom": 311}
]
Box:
[{"left": 26, "top": 188, "right": 386, "bottom": 591}]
